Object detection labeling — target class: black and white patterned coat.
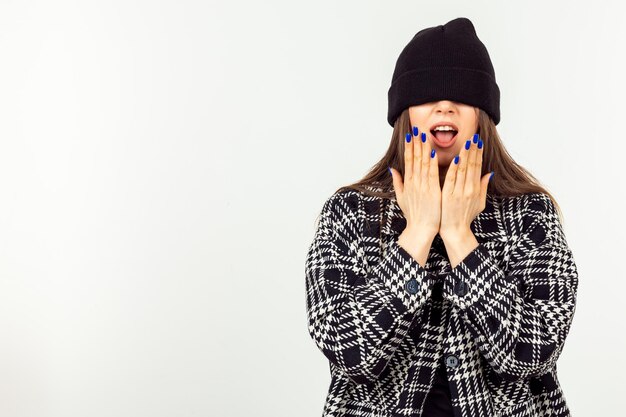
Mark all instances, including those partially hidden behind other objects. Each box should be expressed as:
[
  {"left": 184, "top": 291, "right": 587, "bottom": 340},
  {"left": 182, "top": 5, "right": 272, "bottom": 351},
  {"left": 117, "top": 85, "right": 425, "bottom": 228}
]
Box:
[{"left": 305, "top": 187, "right": 578, "bottom": 417}]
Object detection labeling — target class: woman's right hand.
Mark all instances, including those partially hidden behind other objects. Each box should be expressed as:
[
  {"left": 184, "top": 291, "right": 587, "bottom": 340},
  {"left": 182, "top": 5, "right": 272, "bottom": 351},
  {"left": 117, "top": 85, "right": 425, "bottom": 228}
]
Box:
[{"left": 388, "top": 127, "right": 441, "bottom": 264}]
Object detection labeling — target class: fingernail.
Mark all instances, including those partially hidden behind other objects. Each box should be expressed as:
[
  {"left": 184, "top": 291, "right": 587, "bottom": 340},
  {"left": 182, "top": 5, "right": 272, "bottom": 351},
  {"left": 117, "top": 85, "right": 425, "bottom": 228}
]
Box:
[
  {"left": 431, "top": 149, "right": 436, "bottom": 158},
  {"left": 421, "top": 132, "right": 426, "bottom": 142},
  {"left": 473, "top": 133, "right": 479, "bottom": 143},
  {"left": 406, "top": 133, "right": 411, "bottom": 143},
  {"left": 477, "top": 139, "right": 483, "bottom": 149},
  {"left": 465, "top": 140, "right": 471, "bottom": 150},
  {"left": 454, "top": 155, "right": 459, "bottom": 164},
  {"left": 413, "top": 126, "right": 419, "bottom": 136},
  {"left": 388, "top": 165, "right": 392, "bottom": 175},
  {"left": 489, "top": 171, "right": 494, "bottom": 181}
]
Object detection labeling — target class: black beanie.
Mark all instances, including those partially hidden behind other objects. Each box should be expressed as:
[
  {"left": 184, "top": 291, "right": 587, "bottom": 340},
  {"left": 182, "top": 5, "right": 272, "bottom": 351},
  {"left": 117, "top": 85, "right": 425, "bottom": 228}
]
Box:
[{"left": 387, "top": 17, "right": 500, "bottom": 127}]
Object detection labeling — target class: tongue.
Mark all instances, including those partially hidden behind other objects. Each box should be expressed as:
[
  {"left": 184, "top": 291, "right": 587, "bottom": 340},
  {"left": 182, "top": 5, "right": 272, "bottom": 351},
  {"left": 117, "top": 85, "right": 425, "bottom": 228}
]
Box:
[{"left": 434, "top": 131, "right": 456, "bottom": 142}]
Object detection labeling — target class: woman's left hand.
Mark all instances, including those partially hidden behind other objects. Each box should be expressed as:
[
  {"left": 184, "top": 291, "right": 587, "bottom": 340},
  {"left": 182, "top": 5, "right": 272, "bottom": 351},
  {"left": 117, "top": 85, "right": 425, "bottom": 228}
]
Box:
[{"left": 439, "top": 134, "right": 493, "bottom": 266}]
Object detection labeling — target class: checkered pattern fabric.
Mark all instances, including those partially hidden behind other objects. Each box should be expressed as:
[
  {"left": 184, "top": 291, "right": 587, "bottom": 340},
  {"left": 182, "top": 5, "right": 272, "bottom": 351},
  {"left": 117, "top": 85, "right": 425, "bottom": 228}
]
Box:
[{"left": 305, "top": 188, "right": 578, "bottom": 417}]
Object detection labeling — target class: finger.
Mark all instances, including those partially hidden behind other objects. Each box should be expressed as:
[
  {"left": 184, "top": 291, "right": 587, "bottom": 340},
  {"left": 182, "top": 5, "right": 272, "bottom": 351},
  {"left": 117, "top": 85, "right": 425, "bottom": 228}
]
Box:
[
  {"left": 429, "top": 139, "right": 439, "bottom": 189},
  {"left": 466, "top": 133, "right": 479, "bottom": 195},
  {"left": 420, "top": 131, "right": 431, "bottom": 186},
  {"left": 389, "top": 166, "right": 404, "bottom": 196},
  {"left": 442, "top": 153, "right": 460, "bottom": 195},
  {"left": 404, "top": 131, "right": 414, "bottom": 182},
  {"left": 475, "top": 136, "right": 484, "bottom": 186},
  {"left": 413, "top": 126, "right": 423, "bottom": 180},
  {"left": 454, "top": 136, "right": 472, "bottom": 195},
  {"left": 479, "top": 171, "right": 491, "bottom": 209}
]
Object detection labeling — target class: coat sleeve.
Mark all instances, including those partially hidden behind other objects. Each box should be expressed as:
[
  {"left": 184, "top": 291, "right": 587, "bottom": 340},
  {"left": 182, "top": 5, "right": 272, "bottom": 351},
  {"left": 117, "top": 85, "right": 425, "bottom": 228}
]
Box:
[
  {"left": 305, "top": 191, "right": 437, "bottom": 384},
  {"left": 442, "top": 193, "right": 579, "bottom": 382}
]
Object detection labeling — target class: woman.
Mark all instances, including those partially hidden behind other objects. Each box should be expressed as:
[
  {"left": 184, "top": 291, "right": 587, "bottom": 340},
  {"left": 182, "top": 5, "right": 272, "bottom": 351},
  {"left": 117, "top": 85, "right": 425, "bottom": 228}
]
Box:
[{"left": 304, "top": 17, "right": 579, "bottom": 417}]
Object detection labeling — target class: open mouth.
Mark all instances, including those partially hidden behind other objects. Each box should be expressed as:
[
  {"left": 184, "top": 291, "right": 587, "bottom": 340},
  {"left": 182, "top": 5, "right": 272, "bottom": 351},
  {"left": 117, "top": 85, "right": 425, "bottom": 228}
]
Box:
[{"left": 430, "top": 129, "right": 458, "bottom": 145}]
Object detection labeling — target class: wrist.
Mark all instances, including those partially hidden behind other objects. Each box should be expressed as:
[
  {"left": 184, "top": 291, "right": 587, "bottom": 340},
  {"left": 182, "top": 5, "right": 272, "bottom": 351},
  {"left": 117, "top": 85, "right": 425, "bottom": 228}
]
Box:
[
  {"left": 397, "top": 228, "right": 436, "bottom": 267},
  {"left": 439, "top": 227, "right": 473, "bottom": 243},
  {"left": 403, "top": 224, "right": 438, "bottom": 241},
  {"left": 440, "top": 228, "right": 479, "bottom": 269}
]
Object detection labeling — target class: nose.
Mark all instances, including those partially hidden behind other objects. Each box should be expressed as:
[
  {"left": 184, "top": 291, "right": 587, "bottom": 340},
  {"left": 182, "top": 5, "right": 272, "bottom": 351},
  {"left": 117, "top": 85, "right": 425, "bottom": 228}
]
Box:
[{"left": 434, "top": 100, "right": 457, "bottom": 115}]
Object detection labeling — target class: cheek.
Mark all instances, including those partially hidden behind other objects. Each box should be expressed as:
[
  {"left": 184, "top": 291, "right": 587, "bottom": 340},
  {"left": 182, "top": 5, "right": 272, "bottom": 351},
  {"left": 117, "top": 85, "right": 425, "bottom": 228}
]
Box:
[
  {"left": 458, "top": 128, "right": 474, "bottom": 142},
  {"left": 410, "top": 118, "right": 428, "bottom": 131}
]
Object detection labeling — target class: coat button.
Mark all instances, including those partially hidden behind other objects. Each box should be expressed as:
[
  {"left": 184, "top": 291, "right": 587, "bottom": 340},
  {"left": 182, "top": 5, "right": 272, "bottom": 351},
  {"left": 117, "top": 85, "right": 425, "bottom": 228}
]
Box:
[
  {"left": 405, "top": 278, "right": 419, "bottom": 294},
  {"left": 454, "top": 280, "right": 468, "bottom": 296},
  {"left": 445, "top": 354, "right": 460, "bottom": 369}
]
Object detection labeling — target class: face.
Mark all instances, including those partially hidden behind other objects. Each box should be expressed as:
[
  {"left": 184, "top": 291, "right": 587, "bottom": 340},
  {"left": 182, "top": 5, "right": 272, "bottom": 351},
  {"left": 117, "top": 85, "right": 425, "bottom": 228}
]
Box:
[{"left": 408, "top": 100, "right": 479, "bottom": 168}]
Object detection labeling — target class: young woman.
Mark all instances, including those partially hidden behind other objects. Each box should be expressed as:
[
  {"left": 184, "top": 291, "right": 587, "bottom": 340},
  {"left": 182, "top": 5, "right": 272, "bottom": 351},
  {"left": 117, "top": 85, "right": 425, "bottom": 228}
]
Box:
[{"left": 305, "top": 17, "right": 579, "bottom": 417}]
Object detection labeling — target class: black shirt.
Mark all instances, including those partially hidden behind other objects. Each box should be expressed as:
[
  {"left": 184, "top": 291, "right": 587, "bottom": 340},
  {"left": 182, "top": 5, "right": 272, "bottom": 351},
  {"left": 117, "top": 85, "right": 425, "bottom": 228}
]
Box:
[
  {"left": 422, "top": 238, "right": 455, "bottom": 416},
  {"left": 421, "top": 360, "right": 454, "bottom": 416}
]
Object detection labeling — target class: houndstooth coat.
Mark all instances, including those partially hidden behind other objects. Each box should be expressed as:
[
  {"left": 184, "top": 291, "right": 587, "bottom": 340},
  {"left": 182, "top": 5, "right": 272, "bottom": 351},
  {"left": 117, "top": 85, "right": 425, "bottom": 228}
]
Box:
[{"left": 304, "top": 187, "right": 578, "bottom": 417}]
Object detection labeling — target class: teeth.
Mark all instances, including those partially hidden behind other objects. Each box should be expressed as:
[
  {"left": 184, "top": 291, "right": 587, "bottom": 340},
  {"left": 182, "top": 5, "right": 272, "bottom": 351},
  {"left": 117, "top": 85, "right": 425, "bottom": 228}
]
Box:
[{"left": 433, "top": 125, "right": 456, "bottom": 131}]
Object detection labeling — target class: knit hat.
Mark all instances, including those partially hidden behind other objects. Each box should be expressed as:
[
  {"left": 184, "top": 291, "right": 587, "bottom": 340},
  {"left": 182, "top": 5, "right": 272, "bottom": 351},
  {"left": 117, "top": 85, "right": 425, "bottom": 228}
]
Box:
[{"left": 387, "top": 17, "right": 500, "bottom": 127}]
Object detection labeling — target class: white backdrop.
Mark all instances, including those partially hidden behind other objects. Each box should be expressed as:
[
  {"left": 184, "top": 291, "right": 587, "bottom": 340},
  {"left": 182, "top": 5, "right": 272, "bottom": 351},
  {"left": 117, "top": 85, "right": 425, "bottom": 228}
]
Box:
[{"left": 0, "top": 1, "right": 624, "bottom": 416}]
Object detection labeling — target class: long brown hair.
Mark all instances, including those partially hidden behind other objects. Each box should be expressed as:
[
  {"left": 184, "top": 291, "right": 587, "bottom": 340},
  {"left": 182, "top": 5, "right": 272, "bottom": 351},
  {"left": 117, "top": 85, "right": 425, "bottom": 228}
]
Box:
[{"left": 332, "top": 107, "right": 564, "bottom": 224}]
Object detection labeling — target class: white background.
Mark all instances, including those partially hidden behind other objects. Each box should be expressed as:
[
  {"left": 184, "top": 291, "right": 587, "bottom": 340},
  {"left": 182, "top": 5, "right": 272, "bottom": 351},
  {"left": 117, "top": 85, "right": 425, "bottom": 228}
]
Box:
[{"left": 0, "top": 1, "right": 624, "bottom": 416}]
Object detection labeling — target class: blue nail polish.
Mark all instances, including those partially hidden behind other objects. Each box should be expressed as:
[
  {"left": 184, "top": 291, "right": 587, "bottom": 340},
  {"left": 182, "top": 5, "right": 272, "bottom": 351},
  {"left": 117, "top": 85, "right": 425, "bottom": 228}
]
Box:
[
  {"left": 477, "top": 139, "right": 483, "bottom": 149},
  {"left": 465, "top": 140, "right": 471, "bottom": 150},
  {"left": 489, "top": 171, "right": 494, "bottom": 181},
  {"left": 421, "top": 132, "right": 426, "bottom": 142},
  {"left": 473, "top": 133, "right": 479, "bottom": 143},
  {"left": 431, "top": 149, "right": 436, "bottom": 158},
  {"left": 406, "top": 133, "right": 411, "bottom": 143},
  {"left": 454, "top": 155, "right": 459, "bottom": 164},
  {"left": 413, "top": 126, "right": 419, "bottom": 136},
  {"left": 388, "top": 165, "right": 392, "bottom": 175}
]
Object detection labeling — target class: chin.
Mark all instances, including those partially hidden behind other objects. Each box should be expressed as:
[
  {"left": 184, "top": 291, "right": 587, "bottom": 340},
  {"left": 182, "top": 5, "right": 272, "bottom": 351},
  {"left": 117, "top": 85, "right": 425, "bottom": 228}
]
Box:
[{"left": 438, "top": 156, "right": 454, "bottom": 167}]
